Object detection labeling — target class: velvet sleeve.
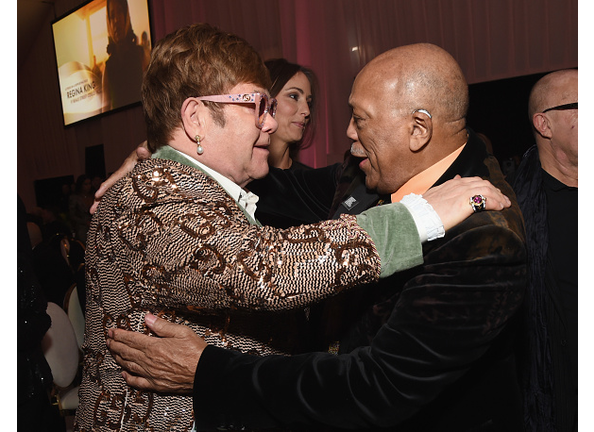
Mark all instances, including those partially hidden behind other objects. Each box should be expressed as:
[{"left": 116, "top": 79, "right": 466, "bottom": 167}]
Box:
[
  {"left": 356, "top": 202, "right": 423, "bottom": 277},
  {"left": 192, "top": 219, "right": 526, "bottom": 430}
]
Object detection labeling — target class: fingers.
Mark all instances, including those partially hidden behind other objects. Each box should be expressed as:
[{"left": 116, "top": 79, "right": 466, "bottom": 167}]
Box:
[
  {"left": 482, "top": 192, "right": 508, "bottom": 211},
  {"left": 443, "top": 176, "right": 511, "bottom": 209},
  {"left": 106, "top": 316, "right": 205, "bottom": 395},
  {"left": 465, "top": 178, "right": 511, "bottom": 210},
  {"left": 108, "top": 327, "right": 150, "bottom": 350},
  {"left": 91, "top": 175, "right": 122, "bottom": 213},
  {"left": 107, "top": 329, "right": 193, "bottom": 394},
  {"left": 107, "top": 329, "right": 152, "bottom": 374},
  {"left": 90, "top": 180, "right": 114, "bottom": 214},
  {"left": 90, "top": 145, "right": 146, "bottom": 214},
  {"left": 108, "top": 340, "right": 142, "bottom": 373},
  {"left": 136, "top": 141, "right": 151, "bottom": 160},
  {"left": 422, "top": 176, "right": 512, "bottom": 232},
  {"left": 144, "top": 313, "right": 186, "bottom": 338},
  {"left": 90, "top": 200, "right": 100, "bottom": 215},
  {"left": 121, "top": 371, "right": 156, "bottom": 392}
]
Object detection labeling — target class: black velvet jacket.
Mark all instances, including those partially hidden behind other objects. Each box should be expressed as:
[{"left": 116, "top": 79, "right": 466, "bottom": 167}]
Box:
[{"left": 193, "top": 132, "right": 527, "bottom": 431}]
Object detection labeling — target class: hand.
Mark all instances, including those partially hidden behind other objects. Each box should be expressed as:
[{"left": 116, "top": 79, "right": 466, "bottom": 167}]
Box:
[
  {"left": 90, "top": 141, "right": 152, "bottom": 214},
  {"left": 423, "top": 175, "right": 511, "bottom": 232},
  {"left": 107, "top": 313, "right": 206, "bottom": 394}
]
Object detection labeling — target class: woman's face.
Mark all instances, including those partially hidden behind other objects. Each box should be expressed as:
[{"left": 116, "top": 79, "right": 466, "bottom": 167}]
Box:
[
  {"left": 272, "top": 72, "right": 312, "bottom": 145},
  {"left": 108, "top": 1, "right": 130, "bottom": 44},
  {"left": 203, "top": 82, "right": 278, "bottom": 188}
]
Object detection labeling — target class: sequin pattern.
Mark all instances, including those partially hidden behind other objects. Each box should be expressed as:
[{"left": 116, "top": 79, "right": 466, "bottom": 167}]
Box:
[{"left": 74, "top": 158, "right": 381, "bottom": 431}]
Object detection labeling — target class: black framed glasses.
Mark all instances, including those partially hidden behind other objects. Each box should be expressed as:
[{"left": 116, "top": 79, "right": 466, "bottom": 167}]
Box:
[{"left": 542, "top": 102, "right": 578, "bottom": 113}]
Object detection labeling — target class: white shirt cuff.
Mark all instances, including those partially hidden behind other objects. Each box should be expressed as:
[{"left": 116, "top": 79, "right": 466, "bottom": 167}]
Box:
[{"left": 399, "top": 193, "right": 445, "bottom": 243}]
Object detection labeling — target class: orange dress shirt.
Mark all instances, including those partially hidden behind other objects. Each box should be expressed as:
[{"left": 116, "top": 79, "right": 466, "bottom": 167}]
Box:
[{"left": 391, "top": 144, "right": 466, "bottom": 203}]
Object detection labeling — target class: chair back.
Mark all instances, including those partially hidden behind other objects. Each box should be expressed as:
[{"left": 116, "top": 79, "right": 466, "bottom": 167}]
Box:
[
  {"left": 64, "top": 284, "right": 85, "bottom": 349},
  {"left": 41, "top": 302, "right": 80, "bottom": 388}
]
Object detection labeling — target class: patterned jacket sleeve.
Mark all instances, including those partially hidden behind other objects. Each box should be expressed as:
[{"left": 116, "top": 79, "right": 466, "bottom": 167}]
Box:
[{"left": 90, "top": 159, "right": 419, "bottom": 313}]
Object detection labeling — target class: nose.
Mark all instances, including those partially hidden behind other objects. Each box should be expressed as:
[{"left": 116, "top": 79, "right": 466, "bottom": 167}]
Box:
[
  {"left": 300, "top": 100, "right": 311, "bottom": 118},
  {"left": 346, "top": 117, "right": 357, "bottom": 140},
  {"left": 261, "top": 113, "right": 278, "bottom": 134},
  {"left": 346, "top": 117, "right": 366, "bottom": 157}
]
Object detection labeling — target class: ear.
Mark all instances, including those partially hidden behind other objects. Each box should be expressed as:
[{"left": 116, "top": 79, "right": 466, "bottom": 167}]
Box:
[
  {"left": 532, "top": 113, "right": 553, "bottom": 139},
  {"left": 180, "top": 97, "right": 207, "bottom": 141},
  {"left": 409, "top": 110, "right": 433, "bottom": 152}
]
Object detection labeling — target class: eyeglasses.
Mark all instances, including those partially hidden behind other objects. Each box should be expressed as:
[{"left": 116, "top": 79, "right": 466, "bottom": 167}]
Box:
[
  {"left": 195, "top": 92, "right": 277, "bottom": 128},
  {"left": 542, "top": 102, "right": 578, "bottom": 113}
]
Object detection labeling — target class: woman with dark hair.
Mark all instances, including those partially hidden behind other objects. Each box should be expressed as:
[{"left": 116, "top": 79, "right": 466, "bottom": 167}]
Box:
[
  {"left": 247, "top": 59, "right": 320, "bottom": 227},
  {"left": 265, "top": 58, "right": 319, "bottom": 170},
  {"left": 101, "top": 0, "right": 145, "bottom": 111}
]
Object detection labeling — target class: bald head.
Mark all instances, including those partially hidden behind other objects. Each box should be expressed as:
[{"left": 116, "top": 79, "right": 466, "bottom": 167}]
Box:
[
  {"left": 358, "top": 43, "right": 469, "bottom": 124},
  {"left": 347, "top": 44, "right": 471, "bottom": 194},
  {"left": 527, "top": 69, "right": 578, "bottom": 186},
  {"left": 529, "top": 69, "right": 578, "bottom": 117}
]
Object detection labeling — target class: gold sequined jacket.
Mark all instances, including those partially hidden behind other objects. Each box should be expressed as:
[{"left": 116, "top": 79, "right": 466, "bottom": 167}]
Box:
[{"left": 74, "top": 152, "right": 395, "bottom": 431}]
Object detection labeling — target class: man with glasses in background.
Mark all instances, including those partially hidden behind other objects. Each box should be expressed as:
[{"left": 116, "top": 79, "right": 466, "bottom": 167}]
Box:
[{"left": 513, "top": 69, "right": 578, "bottom": 432}]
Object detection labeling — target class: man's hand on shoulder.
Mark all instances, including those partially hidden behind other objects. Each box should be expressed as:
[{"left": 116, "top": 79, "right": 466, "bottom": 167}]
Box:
[{"left": 423, "top": 175, "right": 511, "bottom": 231}]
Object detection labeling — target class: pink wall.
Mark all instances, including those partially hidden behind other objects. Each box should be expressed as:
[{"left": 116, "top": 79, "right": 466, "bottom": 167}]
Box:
[{"left": 18, "top": 0, "right": 578, "bottom": 210}]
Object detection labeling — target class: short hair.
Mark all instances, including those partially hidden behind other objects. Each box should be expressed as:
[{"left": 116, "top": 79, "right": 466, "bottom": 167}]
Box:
[
  {"left": 265, "top": 58, "right": 319, "bottom": 154},
  {"left": 142, "top": 23, "right": 271, "bottom": 151}
]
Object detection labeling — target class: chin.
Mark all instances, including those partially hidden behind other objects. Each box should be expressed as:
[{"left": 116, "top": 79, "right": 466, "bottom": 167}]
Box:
[
  {"left": 363, "top": 171, "right": 381, "bottom": 191},
  {"left": 252, "top": 163, "right": 270, "bottom": 180},
  {"left": 364, "top": 178, "right": 378, "bottom": 193}
]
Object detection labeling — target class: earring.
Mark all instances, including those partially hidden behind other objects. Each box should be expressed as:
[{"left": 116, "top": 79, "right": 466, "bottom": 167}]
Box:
[{"left": 195, "top": 135, "right": 203, "bottom": 155}]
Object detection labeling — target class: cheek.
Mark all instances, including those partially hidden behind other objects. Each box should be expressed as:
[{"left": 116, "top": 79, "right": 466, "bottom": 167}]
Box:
[
  {"left": 365, "top": 138, "right": 390, "bottom": 170},
  {"left": 277, "top": 101, "right": 294, "bottom": 119},
  {"left": 371, "top": 143, "right": 402, "bottom": 187},
  {"left": 277, "top": 104, "right": 295, "bottom": 127}
]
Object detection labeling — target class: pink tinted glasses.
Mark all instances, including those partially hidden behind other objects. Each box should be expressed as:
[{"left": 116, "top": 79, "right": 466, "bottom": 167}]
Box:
[{"left": 195, "top": 92, "right": 277, "bottom": 128}]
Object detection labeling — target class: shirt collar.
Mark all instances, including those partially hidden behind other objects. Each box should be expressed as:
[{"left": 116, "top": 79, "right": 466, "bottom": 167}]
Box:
[{"left": 391, "top": 144, "right": 466, "bottom": 202}]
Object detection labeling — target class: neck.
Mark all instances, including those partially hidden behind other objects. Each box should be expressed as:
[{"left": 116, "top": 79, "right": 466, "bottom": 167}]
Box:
[
  {"left": 419, "top": 126, "right": 468, "bottom": 169},
  {"left": 538, "top": 142, "right": 578, "bottom": 187},
  {"left": 268, "top": 137, "right": 292, "bottom": 169},
  {"left": 541, "top": 159, "right": 578, "bottom": 187}
]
